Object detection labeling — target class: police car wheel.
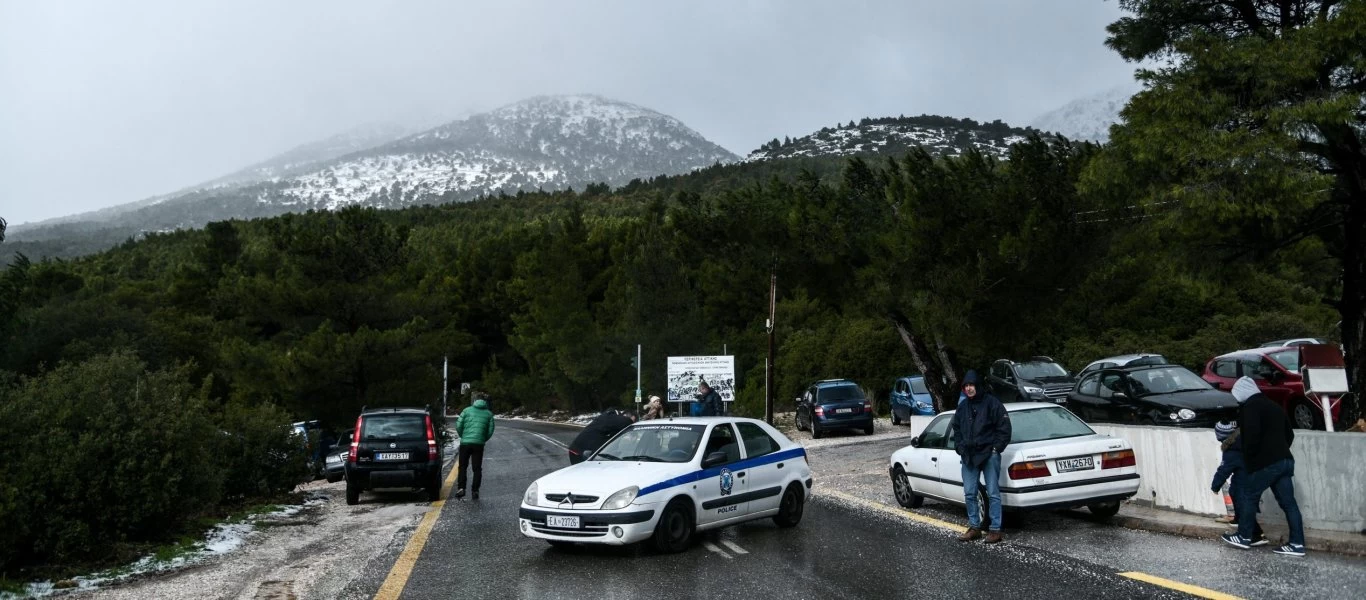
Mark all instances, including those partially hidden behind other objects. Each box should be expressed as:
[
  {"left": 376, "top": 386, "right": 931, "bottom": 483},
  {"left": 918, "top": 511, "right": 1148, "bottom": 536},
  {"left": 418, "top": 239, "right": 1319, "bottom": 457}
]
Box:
[
  {"left": 773, "top": 484, "right": 805, "bottom": 528},
  {"left": 652, "top": 498, "right": 695, "bottom": 554}
]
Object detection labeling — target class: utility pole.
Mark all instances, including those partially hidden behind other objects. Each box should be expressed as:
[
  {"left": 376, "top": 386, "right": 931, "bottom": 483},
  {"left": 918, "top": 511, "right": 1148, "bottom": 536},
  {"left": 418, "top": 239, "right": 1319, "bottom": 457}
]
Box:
[
  {"left": 635, "top": 344, "right": 642, "bottom": 416},
  {"left": 442, "top": 356, "right": 448, "bottom": 419},
  {"left": 766, "top": 262, "right": 776, "bottom": 425}
]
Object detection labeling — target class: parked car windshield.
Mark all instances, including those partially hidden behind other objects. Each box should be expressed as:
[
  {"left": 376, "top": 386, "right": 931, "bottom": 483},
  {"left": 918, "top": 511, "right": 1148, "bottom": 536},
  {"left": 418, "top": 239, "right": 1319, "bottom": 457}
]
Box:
[
  {"left": 593, "top": 424, "right": 705, "bottom": 463},
  {"left": 361, "top": 414, "right": 425, "bottom": 440},
  {"left": 1268, "top": 349, "right": 1300, "bottom": 372},
  {"left": 1009, "top": 407, "right": 1095, "bottom": 443},
  {"left": 1016, "top": 361, "right": 1068, "bottom": 380},
  {"left": 910, "top": 378, "right": 929, "bottom": 395},
  {"left": 1124, "top": 367, "right": 1211, "bottom": 396},
  {"left": 818, "top": 384, "right": 864, "bottom": 402}
]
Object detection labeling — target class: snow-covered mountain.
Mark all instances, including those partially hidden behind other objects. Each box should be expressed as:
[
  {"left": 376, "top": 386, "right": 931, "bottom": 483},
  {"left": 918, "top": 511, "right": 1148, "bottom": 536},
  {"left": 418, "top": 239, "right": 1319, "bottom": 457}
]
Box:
[
  {"left": 745, "top": 115, "right": 1044, "bottom": 162},
  {"left": 208, "top": 121, "right": 422, "bottom": 185},
  {"left": 12, "top": 95, "right": 738, "bottom": 240},
  {"left": 275, "top": 95, "right": 736, "bottom": 210},
  {"left": 1029, "top": 86, "right": 1136, "bottom": 143}
]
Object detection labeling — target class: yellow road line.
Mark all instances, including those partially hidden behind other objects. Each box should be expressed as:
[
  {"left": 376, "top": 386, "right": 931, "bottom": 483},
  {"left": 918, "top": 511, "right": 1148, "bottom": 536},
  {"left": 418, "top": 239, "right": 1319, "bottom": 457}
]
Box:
[
  {"left": 373, "top": 463, "right": 461, "bottom": 600},
  {"left": 821, "top": 488, "right": 968, "bottom": 533},
  {"left": 1119, "top": 572, "right": 1244, "bottom": 600}
]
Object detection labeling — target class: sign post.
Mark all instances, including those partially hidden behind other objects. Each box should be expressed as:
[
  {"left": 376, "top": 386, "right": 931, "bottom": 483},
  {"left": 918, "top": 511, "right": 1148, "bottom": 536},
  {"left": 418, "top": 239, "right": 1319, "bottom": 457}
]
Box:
[{"left": 635, "top": 344, "right": 642, "bottom": 405}]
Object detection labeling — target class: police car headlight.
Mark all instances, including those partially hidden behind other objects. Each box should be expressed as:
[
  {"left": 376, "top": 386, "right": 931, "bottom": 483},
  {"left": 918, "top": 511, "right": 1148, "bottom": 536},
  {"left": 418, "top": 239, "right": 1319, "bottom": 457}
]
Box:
[
  {"left": 523, "top": 482, "right": 538, "bottom": 507},
  {"left": 1178, "top": 408, "right": 1196, "bottom": 421},
  {"left": 601, "top": 486, "right": 639, "bottom": 510}
]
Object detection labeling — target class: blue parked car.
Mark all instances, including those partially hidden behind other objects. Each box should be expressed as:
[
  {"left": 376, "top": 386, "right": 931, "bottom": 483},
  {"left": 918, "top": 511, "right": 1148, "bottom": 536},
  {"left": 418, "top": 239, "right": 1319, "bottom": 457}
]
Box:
[{"left": 890, "top": 375, "right": 936, "bottom": 424}]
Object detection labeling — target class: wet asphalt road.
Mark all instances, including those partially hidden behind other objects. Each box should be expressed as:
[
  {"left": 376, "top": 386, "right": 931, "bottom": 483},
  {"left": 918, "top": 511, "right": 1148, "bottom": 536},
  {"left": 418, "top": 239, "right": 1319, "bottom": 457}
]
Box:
[{"left": 339, "top": 420, "right": 1366, "bottom": 600}]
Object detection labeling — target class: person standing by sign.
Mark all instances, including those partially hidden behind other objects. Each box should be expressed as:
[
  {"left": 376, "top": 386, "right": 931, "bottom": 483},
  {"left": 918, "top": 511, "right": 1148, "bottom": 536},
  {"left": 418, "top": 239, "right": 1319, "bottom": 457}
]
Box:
[
  {"left": 696, "top": 380, "right": 724, "bottom": 416},
  {"left": 952, "top": 370, "right": 1011, "bottom": 544},
  {"left": 642, "top": 395, "right": 667, "bottom": 420}
]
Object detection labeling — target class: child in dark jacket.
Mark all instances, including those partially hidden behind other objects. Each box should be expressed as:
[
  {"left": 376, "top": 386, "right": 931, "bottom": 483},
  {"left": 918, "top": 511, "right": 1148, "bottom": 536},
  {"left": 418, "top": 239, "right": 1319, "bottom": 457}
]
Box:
[{"left": 1211, "top": 421, "right": 1266, "bottom": 545}]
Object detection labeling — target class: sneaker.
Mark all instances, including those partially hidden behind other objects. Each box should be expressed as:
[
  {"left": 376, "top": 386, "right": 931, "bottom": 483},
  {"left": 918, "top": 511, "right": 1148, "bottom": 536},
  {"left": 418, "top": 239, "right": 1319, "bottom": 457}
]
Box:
[
  {"left": 1273, "top": 543, "right": 1305, "bottom": 557},
  {"left": 453, "top": 489, "right": 466, "bottom": 499},
  {"left": 1221, "top": 533, "right": 1251, "bottom": 549},
  {"left": 472, "top": 491, "right": 480, "bottom": 500},
  {"left": 957, "top": 528, "right": 982, "bottom": 542},
  {"left": 1250, "top": 534, "right": 1270, "bottom": 547}
]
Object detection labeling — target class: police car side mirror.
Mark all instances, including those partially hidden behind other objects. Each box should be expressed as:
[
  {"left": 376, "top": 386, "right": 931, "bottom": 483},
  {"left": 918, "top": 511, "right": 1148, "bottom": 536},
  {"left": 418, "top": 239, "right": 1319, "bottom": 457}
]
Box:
[
  {"left": 702, "top": 450, "right": 729, "bottom": 469},
  {"left": 910, "top": 435, "right": 921, "bottom": 448}
]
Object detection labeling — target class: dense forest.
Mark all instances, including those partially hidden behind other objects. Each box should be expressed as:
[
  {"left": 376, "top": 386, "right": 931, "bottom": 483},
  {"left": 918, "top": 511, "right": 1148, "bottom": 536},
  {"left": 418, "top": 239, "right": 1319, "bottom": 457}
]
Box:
[{"left": 0, "top": 0, "right": 1361, "bottom": 580}]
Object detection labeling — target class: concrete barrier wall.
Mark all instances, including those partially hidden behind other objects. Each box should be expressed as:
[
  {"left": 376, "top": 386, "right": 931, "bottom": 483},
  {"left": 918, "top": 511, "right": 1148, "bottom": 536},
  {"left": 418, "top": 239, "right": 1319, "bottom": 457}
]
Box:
[{"left": 1091, "top": 424, "right": 1366, "bottom": 534}]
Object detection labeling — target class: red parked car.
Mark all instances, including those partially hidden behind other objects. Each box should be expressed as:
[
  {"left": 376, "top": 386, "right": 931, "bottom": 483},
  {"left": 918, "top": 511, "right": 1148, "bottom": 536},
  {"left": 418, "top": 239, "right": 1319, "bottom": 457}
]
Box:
[{"left": 1202, "top": 345, "right": 1347, "bottom": 430}]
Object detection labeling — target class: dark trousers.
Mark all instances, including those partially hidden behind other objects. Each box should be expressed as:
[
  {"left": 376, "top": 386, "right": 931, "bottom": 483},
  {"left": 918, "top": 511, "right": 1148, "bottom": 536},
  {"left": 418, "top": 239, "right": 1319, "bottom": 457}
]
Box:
[
  {"left": 457, "top": 443, "right": 485, "bottom": 493},
  {"left": 1236, "top": 458, "right": 1305, "bottom": 546}
]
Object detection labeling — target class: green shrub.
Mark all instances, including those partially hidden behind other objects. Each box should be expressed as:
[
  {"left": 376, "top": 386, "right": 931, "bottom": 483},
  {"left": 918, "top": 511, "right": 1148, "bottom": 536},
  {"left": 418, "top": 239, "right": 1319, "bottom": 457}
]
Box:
[
  {"left": 217, "top": 398, "right": 307, "bottom": 502},
  {"left": 0, "top": 350, "right": 221, "bottom": 569}
]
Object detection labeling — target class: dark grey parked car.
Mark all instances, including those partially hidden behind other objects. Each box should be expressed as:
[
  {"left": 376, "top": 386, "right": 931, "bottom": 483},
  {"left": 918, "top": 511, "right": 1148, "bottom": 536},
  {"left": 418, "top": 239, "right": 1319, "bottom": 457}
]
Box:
[{"left": 324, "top": 432, "right": 352, "bottom": 483}]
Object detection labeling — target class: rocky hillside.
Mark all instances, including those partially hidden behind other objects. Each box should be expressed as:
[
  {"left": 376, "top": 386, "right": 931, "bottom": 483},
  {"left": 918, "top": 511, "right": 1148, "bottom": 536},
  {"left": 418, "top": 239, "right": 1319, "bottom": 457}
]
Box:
[{"left": 746, "top": 115, "right": 1044, "bottom": 162}]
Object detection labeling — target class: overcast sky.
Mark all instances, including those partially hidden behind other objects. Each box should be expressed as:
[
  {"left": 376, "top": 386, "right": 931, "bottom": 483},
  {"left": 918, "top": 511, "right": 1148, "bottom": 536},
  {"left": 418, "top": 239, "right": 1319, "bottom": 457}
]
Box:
[{"left": 0, "top": 0, "right": 1139, "bottom": 226}]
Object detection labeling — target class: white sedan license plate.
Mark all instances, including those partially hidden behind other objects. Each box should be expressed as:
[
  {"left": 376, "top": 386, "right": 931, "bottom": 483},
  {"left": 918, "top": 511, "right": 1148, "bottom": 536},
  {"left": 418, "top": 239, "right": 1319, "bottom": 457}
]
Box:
[
  {"left": 376, "top": 452, "right": 409, "bottom": 461},
  {"left": 546, "top": 515, "right": 580, "bottom": 529},
  {"left": 1056, "top": 456, "right": 1095, "bottom": 473},
  {"left": 836, "top": 408, "right": 853, "bottom": 414}
]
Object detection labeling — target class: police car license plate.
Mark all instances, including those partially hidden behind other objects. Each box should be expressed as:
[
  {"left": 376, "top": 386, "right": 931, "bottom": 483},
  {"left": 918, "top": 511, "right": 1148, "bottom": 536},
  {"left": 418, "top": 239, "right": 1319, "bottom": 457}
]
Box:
[
  {"left": 836, "top": 408, "right": 852, "bottom": 414},
  {"left": 376, "top": 452, "right": 409, "bottom": 461},
  {"left": 546, "top": 515, "right": 580, "bottom": 529},
  {"left": 1056, "top": 456, "right": 1094, "bottom": 473}
]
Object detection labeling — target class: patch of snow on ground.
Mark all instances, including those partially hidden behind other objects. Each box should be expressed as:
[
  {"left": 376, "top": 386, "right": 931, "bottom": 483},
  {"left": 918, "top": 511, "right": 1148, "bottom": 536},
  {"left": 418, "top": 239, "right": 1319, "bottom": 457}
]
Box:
[{"left": 11, "top": 498, "right": 325, "bottom": 599}]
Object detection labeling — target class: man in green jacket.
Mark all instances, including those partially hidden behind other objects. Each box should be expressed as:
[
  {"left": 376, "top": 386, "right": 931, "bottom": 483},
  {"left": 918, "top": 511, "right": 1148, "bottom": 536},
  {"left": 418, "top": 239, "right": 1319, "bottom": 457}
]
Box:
[{"left": 454, "top": 396, "right": 495, "bottom": 499}]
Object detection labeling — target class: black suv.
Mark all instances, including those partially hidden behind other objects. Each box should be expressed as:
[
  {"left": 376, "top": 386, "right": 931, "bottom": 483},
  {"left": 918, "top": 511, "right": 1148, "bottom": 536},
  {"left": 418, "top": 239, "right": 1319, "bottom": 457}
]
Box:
[
  {"left": 986, "top": 357, "right": 1075, "bottom": 404},
  {"left": 346, "top": 407, "right": 443, "bottom": 505}
]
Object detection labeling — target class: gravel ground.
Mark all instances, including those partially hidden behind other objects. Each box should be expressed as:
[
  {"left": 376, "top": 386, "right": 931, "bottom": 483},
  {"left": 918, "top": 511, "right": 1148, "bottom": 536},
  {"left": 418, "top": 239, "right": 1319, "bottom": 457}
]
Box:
[{"left": 57, "top": 479, "right": 437, "bottom": 600}]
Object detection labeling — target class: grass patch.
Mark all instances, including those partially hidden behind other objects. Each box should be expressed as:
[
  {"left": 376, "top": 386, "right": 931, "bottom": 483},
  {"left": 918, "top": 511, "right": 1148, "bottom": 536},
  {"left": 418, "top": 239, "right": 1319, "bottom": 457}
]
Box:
[{"left": 0, "top": 578, "right": 26, "bottom": 595}]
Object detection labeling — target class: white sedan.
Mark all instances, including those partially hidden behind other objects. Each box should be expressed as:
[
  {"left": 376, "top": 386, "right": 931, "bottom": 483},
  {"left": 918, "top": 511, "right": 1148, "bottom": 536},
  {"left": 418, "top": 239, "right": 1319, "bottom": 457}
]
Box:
[
  {"left": 888, "top": 402, "right": 1139, "bottom": 524},
  {"left": 519, "top": 417, "right": 812, "bottom": 553}
]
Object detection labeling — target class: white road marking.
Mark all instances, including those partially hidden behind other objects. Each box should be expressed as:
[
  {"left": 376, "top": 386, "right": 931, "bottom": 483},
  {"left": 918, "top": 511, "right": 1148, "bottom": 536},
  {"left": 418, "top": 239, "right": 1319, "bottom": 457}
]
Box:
[
  {"left": 720, "top": 540, "right": 749, "bottom": 555},
  {"left": 515, "top": 428, "right": 569, "bottom": 450},
  {"left": 703, "top": 541, "right": 732, "bottom": 559}
]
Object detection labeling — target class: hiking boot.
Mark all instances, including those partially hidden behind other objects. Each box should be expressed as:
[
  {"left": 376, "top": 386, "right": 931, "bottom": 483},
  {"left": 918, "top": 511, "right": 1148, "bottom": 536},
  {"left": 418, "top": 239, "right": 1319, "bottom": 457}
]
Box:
[
  {"left": 984, "top": 531, "right": 1004, "bottom": 544},
  {"left": 1220, "top": 533, "right": 1251, "bottom": 549},
  {"left": 1249, "top": 534, "right": 1270, "bottom": 547},
  {"left": 1272, "top": 543, "right": 1305, "bottom": 557},
  {"left": 958, "top": 528, "right": 982, "bottom": 542},
  {"left": 453, "top": 489, "right": 466, "bottom": 499}
]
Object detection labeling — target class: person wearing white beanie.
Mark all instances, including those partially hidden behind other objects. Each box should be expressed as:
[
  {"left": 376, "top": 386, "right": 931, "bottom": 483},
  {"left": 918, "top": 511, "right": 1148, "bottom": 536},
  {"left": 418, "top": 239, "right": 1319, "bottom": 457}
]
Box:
[
  {"left": 1231, "top": 376, "right": 1261, "bottom": 404},
  {"left": 1221, "top": 376, "right": 1306, "bottom": 556}
]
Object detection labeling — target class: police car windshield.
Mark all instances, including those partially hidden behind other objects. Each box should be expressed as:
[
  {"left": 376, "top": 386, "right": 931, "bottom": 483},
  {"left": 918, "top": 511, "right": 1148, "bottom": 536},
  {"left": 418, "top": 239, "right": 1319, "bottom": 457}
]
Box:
[{"left": 593, "top": 424, "right": 705, "bottom": 463}]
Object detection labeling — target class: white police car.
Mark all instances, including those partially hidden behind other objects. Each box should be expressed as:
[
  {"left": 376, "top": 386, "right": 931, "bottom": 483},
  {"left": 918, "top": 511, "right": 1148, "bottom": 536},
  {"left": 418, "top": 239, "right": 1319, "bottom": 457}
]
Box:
[{"left": 519, "top": 417, "right": 812, "bottom": 553}]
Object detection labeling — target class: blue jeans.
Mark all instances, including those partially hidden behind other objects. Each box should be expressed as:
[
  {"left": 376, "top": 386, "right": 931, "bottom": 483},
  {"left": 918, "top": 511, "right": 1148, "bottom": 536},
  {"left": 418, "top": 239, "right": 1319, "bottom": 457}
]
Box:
[
  {"left": 962, "top": 451, "right": 1002, "bottom": 531},
  {"left": 1236, "top": 458, "right": 1304, "bottom": 546}
]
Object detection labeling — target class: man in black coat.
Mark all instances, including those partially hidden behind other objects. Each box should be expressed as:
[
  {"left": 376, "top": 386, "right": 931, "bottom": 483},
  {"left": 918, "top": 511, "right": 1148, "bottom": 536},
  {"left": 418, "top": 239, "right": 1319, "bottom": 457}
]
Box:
[
  {"left": 952, "top": 369, "right": 1012, "bottom": 544},
  {"left": 568, "top": 410, "right": 636, "bottom": 464},
  {"left": 1222, "top": 376, "right": 1306, "bottom": 556},
  {"left": 695, "top": 380, "right": 724, "bottom": 417}
]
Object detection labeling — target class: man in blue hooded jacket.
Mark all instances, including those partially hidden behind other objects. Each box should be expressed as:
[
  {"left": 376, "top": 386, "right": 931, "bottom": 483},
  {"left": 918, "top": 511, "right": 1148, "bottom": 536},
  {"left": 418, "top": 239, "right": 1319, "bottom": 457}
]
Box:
[{"left": 952, "top": 370, "right": 1012, "bottom": 543}]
